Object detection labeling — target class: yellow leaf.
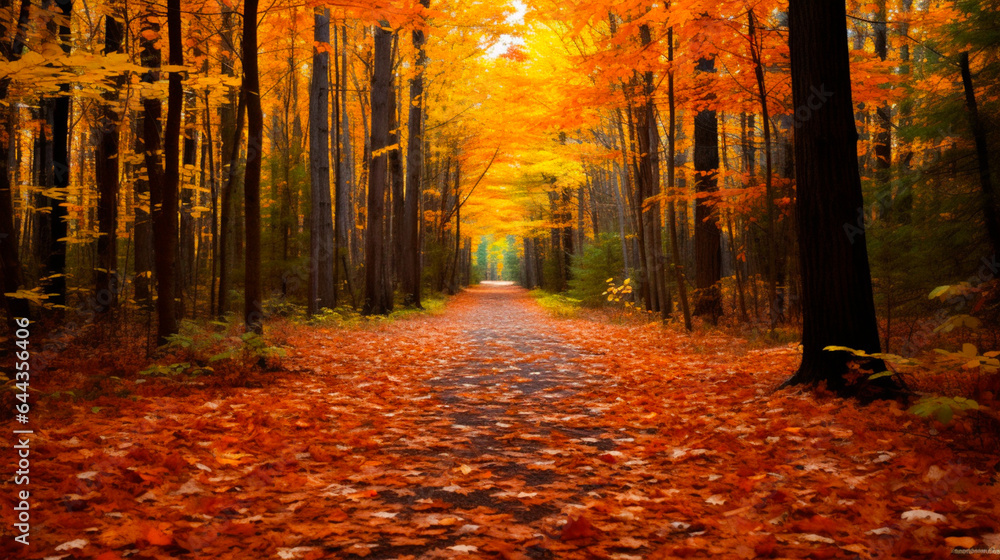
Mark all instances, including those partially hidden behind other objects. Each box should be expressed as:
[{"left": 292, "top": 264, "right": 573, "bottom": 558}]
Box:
[{"left": 944, "top": 536, "right": 976, "bottom": 549}]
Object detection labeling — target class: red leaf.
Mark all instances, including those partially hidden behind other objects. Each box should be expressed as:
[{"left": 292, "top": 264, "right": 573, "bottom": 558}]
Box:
[{"left": 561, "top": 515, "right": 596, "bottom": 540}]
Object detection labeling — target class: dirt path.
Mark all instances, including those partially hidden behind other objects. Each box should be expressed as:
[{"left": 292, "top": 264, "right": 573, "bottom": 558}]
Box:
[{"left": 7, "top": 283, "right": 999, "bottom": 559}]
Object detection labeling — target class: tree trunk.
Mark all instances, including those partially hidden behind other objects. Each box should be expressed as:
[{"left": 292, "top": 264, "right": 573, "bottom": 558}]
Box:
[
  {"left": 388, "top": 63, "right": 404, "bottom": 288},
  {"left": 217, "top": 6, "right": 238, "bottom": 317},
  {"left": 402, "top": 0, "right": 428, "bottom": 307},
  {"left": 872, "top": 0, "right": 892, "bottom": 217},
  {"left": 44, "top": 0, "right": 73, "bottom": 309},
  {"left": 748, "top": 9, "right": 779, "bottom": 329},
  {"left": 309, "top": 8, "right": 335, "bottom": 315},
  {"left": 243, "top": 0, "right": 263, "bottom": 333},
  {"left": 363, "top": 23, "right": 393, "bottom": 315},
  {"left": 959, "top": 52, "right": 1000, "bottom": 257},
  {"left": 0, "top": 0, "right": 32, "bottom": 325},
  {"left": 783, "top": 0, "right": 886, "bottom": 394},
  {"left": 637, "top": 23, "right": 668, "bottom": 317},
  {"left": 693, "top": 56, "right": 722, "bottom": 323},
  {"left": 666, "top": 27, "right": 691, "bottom": 330},
  {"left": 204, "top": 94, "right": 217, "bottom": 318},
  {"left": 94, "top": 10, "right": 124, "bottom": 313},
  {"left": 337, "top": 24, "right": 356, "bottom": 306}
]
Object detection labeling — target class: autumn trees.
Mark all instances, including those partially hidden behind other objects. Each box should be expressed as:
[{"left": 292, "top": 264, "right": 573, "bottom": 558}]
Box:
[
  {"left": 501, "top": 0, "right": 998, "bottom": 393},
  {"left": 0, "top": 0, "right": 996, "bottom": 397},
  {"left": 0, "top": 0, "right": 508, "bottom": 344},
  {"left": 308, "top": 9, "right": 335, "bottom": 315}
]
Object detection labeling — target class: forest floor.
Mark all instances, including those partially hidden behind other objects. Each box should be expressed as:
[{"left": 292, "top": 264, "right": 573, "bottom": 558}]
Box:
[{"left": 4, "top": 283, "right": 1000, "bottom": 559}]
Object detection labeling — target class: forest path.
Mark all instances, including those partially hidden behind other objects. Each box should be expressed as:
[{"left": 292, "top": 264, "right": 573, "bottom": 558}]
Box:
[{"left": 14, "top": 284, "right": 1000, "bottom": 560}]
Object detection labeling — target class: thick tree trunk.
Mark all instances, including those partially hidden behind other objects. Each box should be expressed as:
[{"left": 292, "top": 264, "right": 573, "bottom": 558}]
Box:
[
  {"left": 159, "top": 0, "right": 182, "bottom": 338},
  {"left": 44, "top": 0, "right": 73, "bottom": 309},
  {"left": 243, "top": 0, "right": 263, "bottom": 333},
  {"left": 402, "top": 0, "right": 428, "bottom": 307},
  {"left": 783, "top": 0, "right": 886, "bottom": 394},
  {"left": 693, "top": 56, "right": 722, "bottom": 323},
  {"left": 94, "top": 11, "right": 124, "bottom": 313},
  {"left": 140, "top": 12, "right": 169, "bottom": 338},
  {"left": 0, "top": 0, "right": 32, "bottom": 325},
  {"left": 637, "top": 23, "right": 668, "bottom": 317},
  {"left": 309, "top": 9, "right": 335, "bottom": 315},
  {"left": 363, "top": 23, "right": 393, "bottom": 315}
]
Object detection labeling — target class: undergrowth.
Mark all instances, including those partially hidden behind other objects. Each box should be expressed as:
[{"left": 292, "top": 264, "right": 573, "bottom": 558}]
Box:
[{"left": 529, "top": 289, "right": 581, "bottom": 318}]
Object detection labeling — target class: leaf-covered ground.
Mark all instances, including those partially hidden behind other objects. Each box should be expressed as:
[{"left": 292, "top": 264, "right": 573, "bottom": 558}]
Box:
[{"left": 4, "top": 283, "right": 999, "bottom": 559}]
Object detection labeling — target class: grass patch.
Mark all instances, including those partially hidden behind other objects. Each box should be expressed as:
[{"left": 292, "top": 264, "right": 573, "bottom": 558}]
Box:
[
  {"left": 303, "top": 292, "right": 450, "bottom": 328},
  {"left": 529, "top": 289, "right": 581, "bottom": 318}
]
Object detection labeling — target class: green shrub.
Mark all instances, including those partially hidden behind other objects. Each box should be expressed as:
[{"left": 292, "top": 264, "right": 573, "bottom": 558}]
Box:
[
  {"left": 568, "top": 233, "right": 625, "bottom": 306},
  {"left": 530, "top": 289, "right": 580, "bottom": 318}
]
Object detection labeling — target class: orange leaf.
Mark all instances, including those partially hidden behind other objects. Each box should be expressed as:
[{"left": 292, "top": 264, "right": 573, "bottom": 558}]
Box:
[{"left": 145, "top": 527, "right": 172, "bottom": 546}]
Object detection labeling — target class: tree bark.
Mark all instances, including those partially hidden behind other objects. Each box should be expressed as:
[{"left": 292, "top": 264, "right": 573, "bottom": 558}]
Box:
[
  {"left": 666, "top": 27, "right": 691, "bottom": 330},
  {"left": 243, "top": 0, "right": 263, "bottom": 333},
  {"left": 363, "top": 23, "right": 394, "bottom": 315},
  {"left": 748, "top": 9, "right": 779, "bottom": 329},
  {"left": 309, "top": 8, "right": 335, "bottom": 315},
  {"left": 637, "top": 23, "right": 668, "bottom": 317},
  {"left": 693, "top": 55, "right": 722, "bottom": 323},
  {"left": 44, "top": 0, "right": 73, "bottom": 309},
  {"left": 783, "top": 0, "right": 886, "bottom": 394},
  {"left": 402, "top": 0, "right": 429, "bottom": 307},
  {"left": 0, "top": 0, "right": 32, "bottom": 325},
  {"left": 959, "top": 52, "right": 1000, "bottom": 257},
  {"left": 217, "top": 6, "right": 238, "bottom": 317},
  {"left": 94, "top": 11, "right": 124, "bottom": 313}
]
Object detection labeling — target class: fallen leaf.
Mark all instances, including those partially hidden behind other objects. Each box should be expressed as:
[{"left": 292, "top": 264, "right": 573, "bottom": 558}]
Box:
[{"left": 561, "top": 515, "right": 596, "bottom": 540}]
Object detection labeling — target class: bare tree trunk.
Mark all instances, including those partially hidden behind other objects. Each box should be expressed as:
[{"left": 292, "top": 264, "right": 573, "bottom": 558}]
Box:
[
  {"left": 783, "top": 0, "right": 887, "bottom": 394},
  {"left": 748, "top": 9, "right": 779, "bottom": 329},
  {"left": 637, "top": 23, "right": 668, "bottom": 317},
  {"left": 43, "top": 0, "right": 73, "bottom": 309},
  {"left": 338, "top": 24, "right": 356, "bottom": 306},
  {"left": 217, "top": 6, "right": 238, "bottom": 317},
  {"left": 693, "top": 55, "right": 722, "bottom": 324},
  {"left": 402, "top": 0, "right": 428, "bottom": 307},
  {"left": 959, "top": 52, "right": 1000, "bottom": 257},
  {"left": 0, "top": 0, "right": 32, "bottom": 325},
  {"left": 150, "top": 0, "right": 183, "bottom": 342},
  {"left": 388, "top": 58, "right": 404, "bottom": 288},
  {"left": 95, "top": 9, "right": 124, "bottom": 313},
  {"left": 363, "top": 23, "right": 393, "bottom": 315},
  {"left": 666, "top": 27, "right": 691, "bottom": 330},
  {"left": 309, "top": 8, "right": 335, "bottom": 315},
  {"left": 243, "top": 0, "right": 263, "bottom": 333}
]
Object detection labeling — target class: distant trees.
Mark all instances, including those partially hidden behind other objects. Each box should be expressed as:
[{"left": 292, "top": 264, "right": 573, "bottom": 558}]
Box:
[
  {"left": 0, "top": 0, "right": 495, "bottom": 338},
  {"left": 0, "top": 0, "right": 995, "bottom": 382}
]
